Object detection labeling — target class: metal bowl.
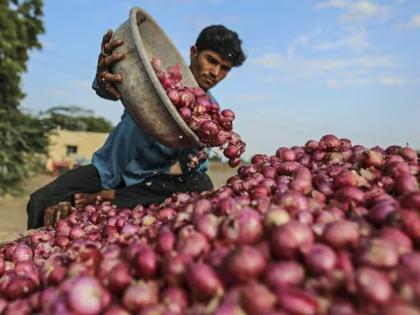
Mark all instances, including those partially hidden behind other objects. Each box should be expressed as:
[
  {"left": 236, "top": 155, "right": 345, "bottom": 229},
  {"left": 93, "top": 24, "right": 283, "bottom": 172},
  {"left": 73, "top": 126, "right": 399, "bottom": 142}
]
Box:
[{"left": 111, "top": 7, "right": 203, "bottom": 149}]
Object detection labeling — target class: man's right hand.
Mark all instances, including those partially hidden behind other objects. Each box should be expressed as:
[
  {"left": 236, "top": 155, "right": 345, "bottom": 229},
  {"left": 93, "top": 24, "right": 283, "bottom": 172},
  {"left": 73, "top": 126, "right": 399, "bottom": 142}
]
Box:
[{"left": 96, "top": 30, "right": 126, "bottom": 99}]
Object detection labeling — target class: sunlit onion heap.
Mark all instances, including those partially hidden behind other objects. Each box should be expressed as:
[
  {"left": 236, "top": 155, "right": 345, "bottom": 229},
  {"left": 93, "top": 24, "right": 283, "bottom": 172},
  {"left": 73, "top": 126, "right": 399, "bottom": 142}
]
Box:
[
  {"left": 151, "top": 57, "right": 246, "bottom": 168},
  {"left": 1, "top": 134, "right": 420, "bottom": 314}
]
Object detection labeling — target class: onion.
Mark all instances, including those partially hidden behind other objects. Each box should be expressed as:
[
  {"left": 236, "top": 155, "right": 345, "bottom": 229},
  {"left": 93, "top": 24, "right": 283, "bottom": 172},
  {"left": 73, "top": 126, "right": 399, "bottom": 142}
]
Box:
[
  {"left": 12, "top": 244, "right": 33, "bottom": 263},
  {"left": 66, "top": 276, "right": 106, "bottom": 315},
  {"left": 359, "top": 238, "right": 399, "bottom": 268},
  {"left": 355, "top": 267, "right": 391, "bottom": 305},
  {"left": 304, "top": 244, "right": 337, "bottom": 274},
  {"left": 277, "top": 287, "right": 319, "bottom": 315},
  {"left": 221, "top": 208, "right": 263, "bottom": 245},
  {"left": 394, "top": 175, "right": 419, "bottom": 195},
  {"left": 399, "top": 191, "right": 420, "bottom": 211},
  {"left": 367, "top": 200, "right": 397, "bottom": 224},
  {"left": 322, "top": 220, "right": 359, "bottom": 249},
  {"left": 6, "top": 275, "right": 36, "bottom": 299},
  {"left": 240, "top": 282, "right": 276, "bottom": 315},
  {"left": 176, "top": 228, "right": 209, "bottom": 258},
  {"left": 271, "top": 220, "right": 314, "bottom": 258},
  {"left": 162, "top": 253, "right": 186, "bottom": 287},
  {"left": 264, "top": 261, "right": 305, "bottom": 288},
  {"left": 123, "top": 281, "right": 159, "bottom": 312},
  {"left": 334, "top": 187, "right": 365, "bottom": 205},
  {"left": 224, "top": 246, "right": 266, "bottom": 283},
  {"left": 156, "top": 225, "right": 175, "bottom": 254},
  {"left": 376, "top": 227, "right": 412, "bottom": 255},
  {"left": 108, "top": 262, "right": 133, "bottom": 293},
  {"left": 161, "top": 287, "right": 188, "bottom": 313},
  {"left": 134, "top": 246, "right": 158, "bottom": 279},
  {"left": 194, "top": 213, "right": 219, "bottom": 240},
  {"left": 264, "top": 206, "right": 290, "bottom": 229},
  {"left": 0, "top": 257, "right": 5, "bottom": 277},
  {"left": 186, "top": 263, "right": 224, "bottom": 299}
]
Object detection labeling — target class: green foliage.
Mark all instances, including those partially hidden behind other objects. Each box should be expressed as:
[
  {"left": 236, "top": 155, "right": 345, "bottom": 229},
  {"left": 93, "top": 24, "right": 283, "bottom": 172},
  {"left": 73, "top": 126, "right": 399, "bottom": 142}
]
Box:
[
  {"left": 0, "top": 108, "right": 51, "bottom": 195},
  {"left": 0, "top": 0, "right": 45, "bottom": 195},
  {"left": 42, "top": 105, "right": 114, "bottom": 133}
]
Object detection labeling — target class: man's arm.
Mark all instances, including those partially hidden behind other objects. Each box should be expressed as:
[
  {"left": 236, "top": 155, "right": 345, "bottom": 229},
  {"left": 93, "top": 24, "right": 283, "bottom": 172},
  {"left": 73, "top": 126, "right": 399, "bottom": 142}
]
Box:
[{"left": 93, "top": 30, "right": 126, "bottom": 100}]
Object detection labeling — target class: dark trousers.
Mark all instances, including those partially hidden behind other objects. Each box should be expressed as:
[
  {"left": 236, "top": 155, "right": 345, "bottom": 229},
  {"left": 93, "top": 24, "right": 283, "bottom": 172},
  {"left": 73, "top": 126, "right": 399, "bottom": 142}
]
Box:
[{"left": 26, "top": 165, "right": 213, "bottom": 229}]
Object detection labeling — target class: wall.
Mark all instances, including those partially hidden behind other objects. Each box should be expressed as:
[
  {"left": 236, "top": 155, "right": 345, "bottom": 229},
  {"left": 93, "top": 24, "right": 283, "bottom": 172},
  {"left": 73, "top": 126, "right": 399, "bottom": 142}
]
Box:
[{"left": 46, "top": 129, "right": 108, "bottom": 172}]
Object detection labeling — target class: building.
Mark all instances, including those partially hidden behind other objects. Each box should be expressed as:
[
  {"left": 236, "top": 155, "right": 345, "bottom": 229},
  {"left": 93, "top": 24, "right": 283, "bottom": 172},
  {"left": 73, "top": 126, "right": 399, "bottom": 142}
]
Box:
[{"left": 46, "top": 129, "right": 108, "bottom": 174}]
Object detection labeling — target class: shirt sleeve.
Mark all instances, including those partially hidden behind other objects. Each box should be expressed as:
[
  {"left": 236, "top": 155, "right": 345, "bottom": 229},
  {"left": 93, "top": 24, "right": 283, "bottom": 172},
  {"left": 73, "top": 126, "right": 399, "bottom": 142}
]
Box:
[{"left": 92, "top": 77, "right": 120, "bottom": 101}]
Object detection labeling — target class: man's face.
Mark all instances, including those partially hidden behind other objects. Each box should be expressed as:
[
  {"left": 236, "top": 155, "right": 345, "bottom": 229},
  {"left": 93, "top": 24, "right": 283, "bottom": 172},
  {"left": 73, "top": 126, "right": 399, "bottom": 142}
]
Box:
[{"left": 189, "top": 46, "right": 233, "bottom": 91}]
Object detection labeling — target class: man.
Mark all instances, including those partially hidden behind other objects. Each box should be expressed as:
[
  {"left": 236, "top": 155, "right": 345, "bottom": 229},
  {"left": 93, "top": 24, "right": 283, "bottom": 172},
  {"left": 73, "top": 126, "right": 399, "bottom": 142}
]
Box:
[{"left": 26, "top": 25, "right": 246, "bottom": 229}]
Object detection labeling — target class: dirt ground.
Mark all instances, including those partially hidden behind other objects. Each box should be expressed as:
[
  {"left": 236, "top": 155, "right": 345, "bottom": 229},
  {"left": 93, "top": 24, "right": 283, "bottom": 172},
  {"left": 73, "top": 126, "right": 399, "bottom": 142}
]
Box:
[{"left": 0, "top": 162, "right": 238, "bottom": 243}]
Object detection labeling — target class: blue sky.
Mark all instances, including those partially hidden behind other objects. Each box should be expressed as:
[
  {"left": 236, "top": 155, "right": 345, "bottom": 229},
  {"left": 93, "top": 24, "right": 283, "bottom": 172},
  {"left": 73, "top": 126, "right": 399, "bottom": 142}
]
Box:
[{"left": 22, "top": 0, "right": 420, "bottom": 158}]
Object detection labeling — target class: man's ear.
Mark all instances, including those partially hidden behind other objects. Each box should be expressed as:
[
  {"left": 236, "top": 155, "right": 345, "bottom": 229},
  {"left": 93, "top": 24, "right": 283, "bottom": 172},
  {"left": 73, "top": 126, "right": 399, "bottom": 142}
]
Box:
[{"left": 190, "top": 45, "right": 198, "bottom": 59}]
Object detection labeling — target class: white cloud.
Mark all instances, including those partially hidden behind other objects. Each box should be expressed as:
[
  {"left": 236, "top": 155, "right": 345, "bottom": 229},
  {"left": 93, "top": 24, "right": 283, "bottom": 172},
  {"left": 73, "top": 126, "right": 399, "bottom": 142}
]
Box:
[
  {"left": 407, "top": 14, "right": 420, "bottom": 29},
  {"left": 326, "top": 75, "right": 406, "bottom": 88},
  {"left": 314, "top": 29, "right": 370, "bottom": 52},
  {"left": 315, "top": 0, "right": 390, "bottom": 22},
  {"left": 251, "top": 52, "right": 403, "bottom": 87}
]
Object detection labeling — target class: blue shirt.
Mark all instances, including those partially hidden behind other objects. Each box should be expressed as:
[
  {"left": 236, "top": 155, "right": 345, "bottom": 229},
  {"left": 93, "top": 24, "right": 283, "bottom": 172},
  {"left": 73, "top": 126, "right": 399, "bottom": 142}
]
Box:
[{"left": 91, "top": 79, "right": 209, "bottom": 189}]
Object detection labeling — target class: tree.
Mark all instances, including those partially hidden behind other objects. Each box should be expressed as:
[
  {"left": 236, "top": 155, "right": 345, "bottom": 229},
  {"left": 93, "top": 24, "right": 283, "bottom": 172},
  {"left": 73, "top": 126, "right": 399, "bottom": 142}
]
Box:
[
  {"left": 41, "top": 105, "right": 113, "bottom": 133},
  {"left": 0, "top": 0, "right": 47, "bottom": 195}
]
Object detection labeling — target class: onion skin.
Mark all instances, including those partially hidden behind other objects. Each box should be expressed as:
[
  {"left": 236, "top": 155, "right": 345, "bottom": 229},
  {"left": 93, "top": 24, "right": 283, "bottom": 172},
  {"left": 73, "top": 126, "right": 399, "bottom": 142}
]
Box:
[
  {"left": 240, "top": 282, "right": 276, "bottom": 315},
  {"left": 264, "top": 261, "right": 305, "bottom": 288},
  {"left": 304, "top": 244, "right": 337, "bottom": 274},
  {"left": 355, "top": 268, "right": 392, "bottom": 305},
  {"left": 122, "top": 282, "right": 159, "bottom": 312},
  {"left": 322, "top": 220, "right": 360, "bottom": 249},
  {"left": 277, "top": 287, "right": 319, "bottom": 315},
  {"left": 271, "top": 221, "right": 314, "bottom": 258},
  {"left": 186, "top": 263, "right": 223, "bottom": 299},
  {"left": 224, "top": 246, "right": 267, "bottom": 283},
  {"left": 67, "top": 276, "right": 105, "bottom": 315}
]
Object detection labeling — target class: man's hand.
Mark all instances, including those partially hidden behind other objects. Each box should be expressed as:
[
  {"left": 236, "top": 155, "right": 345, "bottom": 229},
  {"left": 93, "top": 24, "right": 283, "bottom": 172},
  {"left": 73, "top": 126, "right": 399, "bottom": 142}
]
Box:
[
  {"left": 44, "top": 201, "right": 71, "bottom": 227},
  {"left": 96, "top": 29, "right": 126, "bottom": 99}
]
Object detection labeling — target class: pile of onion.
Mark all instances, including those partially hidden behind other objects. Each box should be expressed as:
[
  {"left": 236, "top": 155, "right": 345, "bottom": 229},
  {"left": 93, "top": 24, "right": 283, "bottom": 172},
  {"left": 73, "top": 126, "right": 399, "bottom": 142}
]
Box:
[
  {"left": 151, "top": 58, "right": 246, "bottom": 168},
  {"left": 0, "top": 134, "right": 420, "bottom": 314}
]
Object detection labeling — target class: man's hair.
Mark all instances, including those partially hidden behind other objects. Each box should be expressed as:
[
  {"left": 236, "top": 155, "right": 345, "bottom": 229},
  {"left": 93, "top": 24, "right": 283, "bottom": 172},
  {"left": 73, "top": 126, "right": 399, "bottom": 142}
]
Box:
[{"left": 195, "top": 25, "right": 246, "bottom": 67}]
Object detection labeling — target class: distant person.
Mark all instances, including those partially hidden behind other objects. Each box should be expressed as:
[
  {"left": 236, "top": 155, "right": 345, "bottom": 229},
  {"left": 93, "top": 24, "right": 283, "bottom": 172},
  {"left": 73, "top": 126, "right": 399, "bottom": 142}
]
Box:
[{"left": 26, "top": 24, "right": 246, "bottom": 229}]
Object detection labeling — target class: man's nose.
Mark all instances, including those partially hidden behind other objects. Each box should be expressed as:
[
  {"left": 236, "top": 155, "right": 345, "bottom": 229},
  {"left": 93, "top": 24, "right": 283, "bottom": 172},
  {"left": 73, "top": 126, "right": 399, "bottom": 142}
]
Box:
[{"left": 209, "top": 65, "right": 220, "bottom": 78}]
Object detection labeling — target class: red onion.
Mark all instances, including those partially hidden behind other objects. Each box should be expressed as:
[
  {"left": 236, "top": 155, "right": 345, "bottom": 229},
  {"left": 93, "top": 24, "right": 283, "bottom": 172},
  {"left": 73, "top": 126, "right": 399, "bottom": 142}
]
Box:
[
  {"left": 0, "top": 257, "right": 5, "bottom": 277},
  {"left": 399, "top": 191, "right": 420, "bottom": 211},
  {"left": 156, "top": 225, "right": 175, "bottom": 254},
  {"left": 67, "top": 276, "right": 106, "bottom": 315},
  {"left": 221, "top": 208, "right": 263, "bottom": 245},
  {"left": 161, "top": 286, "right": 188, "bottom": 313},
  {"left": 240, "top": 282, "right": 276, "bottom": 315},
  {"left": 322, "top": 220, "right": 359, "bottom": 249},
  {"left": 108, "top": 262, "right": 133, "bottom": 293},
  {"left": 12, "top": 244, "right": 33, "bottom": 263},
  {"left": 123, "top": 281, "right": 159, "bottom": 312},
  {"left": 277, "top": 287, "right": 319, "bottom": 315},
  {"left": 394, "top": 175, "right": 419, "bottom": 195},
  {"left": 271, "top": 220, "right": 314, "bottom": 258},
  {"left": 224, "top": 246, "right": 266, "bottom": 283},
  {"left": 304, "top": 244, "right": 337, "bottom": 274},
  {"left": 186, "top": 263, "right": 224, "bottom": 299},
  {"left": 134, "top": 246, "right": 158, "bottom": 279},
  {"left": 264, "top": 206, "right": 290, "bottom": 229},
  {"left": 355, "top": 267, "right": 391, "bottom": 305},
  {"left": 377, "top": 227, "right": 412, "bottom": 255},
  {"left": 359, "top": 238, "right": 399, "bottom": 268},
  {"left": 194, "top": 213, "right": 219, "bottom": 240},
  {"left": 176, "top": 228, "right": 209, "bottom": 258},
  {"left": 264, "top": 261, "right": 305, "bottom": 288}
]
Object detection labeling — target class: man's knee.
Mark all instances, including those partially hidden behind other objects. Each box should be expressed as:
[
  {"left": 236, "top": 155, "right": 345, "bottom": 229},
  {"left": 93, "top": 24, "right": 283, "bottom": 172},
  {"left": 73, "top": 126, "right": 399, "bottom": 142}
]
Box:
[
  {"left": 189, "top": 172, "right": 214, "bottom": 192},
  {"left": 26, "top": 185, "right": 53, "bottom": 229}
]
